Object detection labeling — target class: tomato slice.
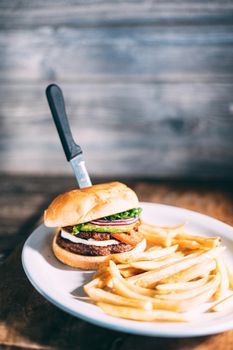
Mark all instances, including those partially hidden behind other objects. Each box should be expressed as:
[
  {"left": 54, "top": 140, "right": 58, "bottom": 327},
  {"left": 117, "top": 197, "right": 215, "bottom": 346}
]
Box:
[{"left": 111, "top": 231, "right": 144, "bottom": 246}]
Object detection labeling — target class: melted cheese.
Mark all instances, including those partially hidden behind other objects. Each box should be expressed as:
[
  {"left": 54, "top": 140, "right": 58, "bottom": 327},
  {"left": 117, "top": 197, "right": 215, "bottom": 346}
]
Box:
[{"left": 61, "top": 230, "right": 120, "bottom": 246}]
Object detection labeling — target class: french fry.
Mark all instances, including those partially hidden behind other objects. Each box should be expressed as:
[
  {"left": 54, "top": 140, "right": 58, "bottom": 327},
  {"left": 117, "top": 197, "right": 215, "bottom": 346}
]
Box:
[
  {"left": 93, "top": 266, "right": 109, "bottom": 278},
  {"left": 120, "top": 267, "right": 142, "bottom": 278},
  {"left": 138, "top": 228, "right": 167, "bottom": 247},
  {"left": 84, "top": 276, "right": 106, "bottom": 289},
  {"left": 109, "top": 262, "right": 180, "bottom": 311},
  {"left": 159, "top": 247, "right": 224, "bottom": 284},
  {"left": 139, "top": 225, "right": 168, "bottom": 236},
  {"left": 130, "top": 255, "right": 187, "bottom": 271},
  {"left": 125, "top": 282, "right": 158, "bottom": 297},
  {"left": 146, "top": 246, "right": 163, "bottom": 252},
  {"left": 109, "top": 261, "right": 156, "bottom": 297},
  {"left": 111, "top": 276, "right": 150, "bottom": 301},
  {"left": 156, "top": 276, "right": 209, "bottom": 292},
  {"left": 140, "top": 223, "right": 185, "bottom": 248},
  {"left": 224, "top": 260, "right": 233, "bottom": 289},
  {"left": 84, "top": 220, "right": 229, "bottom": 323},
  {"left": 84, "top": 286, "right": 153, "bottom": 310},
  {"left": 165, "top": 236, "right": 173, "bottom": 247},
  {"left": 211, "top": 293, "right": 233, "bottom": 312},
  {"left": 214, "top": 257, "right": 229, "bottom": 300},
  {"left": 177, "top": 274, "right": 220, "bottom": 312},
  {"left": 116, "top": 245, "right": 178, "bottom": 264},
  {"left": 140, "top": 223, "right": 220, "bottom": 250},
  {"left": 181, "top": 249, "right": 205, "bottom": 256},
  {"left": 175, "top": 233, "right": 221, "bottom": 249},
  {"left": 111, "top": 277, "right": 182, "bottom": 311},
  {"left": 98, "top": 302, "right": 188, "bottom": 322},
  {"left": 173, "top": 239, "right": 201, "bottom": 250},
  {"left": 117, "top": 263, "right": 131, "bottom": 270},
  {"left": 162, "top": 259, "right": 216, "bottom": 284},
  {"left": 128, "top": 248, "right": 223, "bottom": 288},
  {"left": 194, "top": 246, "right": 225, "bottom": 259},
  {"left": 155, "top": 275, "right": 219, "bottom": 300}
]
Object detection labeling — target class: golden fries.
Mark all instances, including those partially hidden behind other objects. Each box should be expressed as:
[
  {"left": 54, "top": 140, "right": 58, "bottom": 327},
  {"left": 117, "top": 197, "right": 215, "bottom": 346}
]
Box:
[
  {"left": 138, "top": 228, "right": 168, "bottom": 247},
  {"left": 115, "top": 245, "right": 178, "bottom": 263},
  {"left": 84, "top": 276, "right": 105, "bottom": 289},
  {"left": 111, "top": 277, "right": 182, "bottom": 311},
  {"left": 98, "top": 302, "right": 188, "bottom": 322},
  {"left": 177, "top": 280, "right": 220, "bottom": 312},
  {"left": 155, "top": 274, "right": 220, "bottom": 301},
  {"left": 156, "top": 276, "right": 209, "bottom": 292},
  {"left": 83, "top": 221, "right": 232, "bottom": 323},
  {"left": 109, "top": 260, "right": 156, "bottom": 297},
  {"left": 214, "top": 257, "right": 229, "bottom": 299},
  {"left": 127, "top": 248, "right": 223, "bottom": 288},
  {"left": 84, "top": 285, "right": 153, "bottom": 310},
  {"left": 120, "top": 267, "right": 142, "bottom": 278},
  {"left": 172, "top": 239, "right": 201, "bottom": 250},
  {"left": 109, "top": 261, "right": 181, "bottom": 311},
  {"left": 130, "top": 255, "right": 185, "bottom": 271},
  {"left": 161, "top": 259, "right": 216, "bottom": 284},
  {"left": 175, "top": 233, "right": 221, "bottom": 249},
  {"left": 139, "top": 223, "right": 221, "bottom": 250},
  {"left": 211, "top": 293, "right": 233, "bottom": 312},
  {"left": 224, "top": 259, "right": 233, "bottom": 289}
]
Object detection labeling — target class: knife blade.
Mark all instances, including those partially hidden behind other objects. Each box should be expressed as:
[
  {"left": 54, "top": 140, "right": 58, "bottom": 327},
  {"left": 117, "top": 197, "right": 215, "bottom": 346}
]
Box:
[{"left": 46, "top": 84, "right": 92, "bottom": 188}]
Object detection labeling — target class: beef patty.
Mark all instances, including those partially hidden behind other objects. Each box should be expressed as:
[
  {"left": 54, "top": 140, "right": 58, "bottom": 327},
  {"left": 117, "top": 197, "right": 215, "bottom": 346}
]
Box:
[
  {"left": 57, "top": 231, "right": 133, "bottom": 256},
  {"left": 78, "top": 231, "right": 111, "bottom": 241}
]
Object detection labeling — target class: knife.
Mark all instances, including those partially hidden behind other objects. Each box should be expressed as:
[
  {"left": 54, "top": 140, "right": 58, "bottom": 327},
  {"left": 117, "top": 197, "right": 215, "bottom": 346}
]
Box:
[{"left": 46, "top": 84, "right": 92, "bottom": 189}]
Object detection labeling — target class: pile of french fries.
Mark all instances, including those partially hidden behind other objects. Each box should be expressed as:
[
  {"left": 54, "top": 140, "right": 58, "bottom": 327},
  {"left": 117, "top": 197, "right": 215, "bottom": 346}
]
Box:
[{"left": 84, "top": 221, "right": 233, "bottom": 322}]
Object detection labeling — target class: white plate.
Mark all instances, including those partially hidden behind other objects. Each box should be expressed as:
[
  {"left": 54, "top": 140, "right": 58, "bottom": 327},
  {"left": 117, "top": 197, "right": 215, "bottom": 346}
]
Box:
[{"left": 22, "top": 202, "right": 233, "bottom": 337}]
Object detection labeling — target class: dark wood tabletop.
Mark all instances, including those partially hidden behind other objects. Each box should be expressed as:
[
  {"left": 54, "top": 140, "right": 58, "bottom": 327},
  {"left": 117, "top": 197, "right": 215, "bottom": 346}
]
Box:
[{"left": 1, "top": 174, "right": 233, "bottom": 350}]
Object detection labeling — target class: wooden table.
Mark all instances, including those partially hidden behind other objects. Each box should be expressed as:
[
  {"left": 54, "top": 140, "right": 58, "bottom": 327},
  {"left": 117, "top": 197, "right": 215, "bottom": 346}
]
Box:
[{"left": 1, "top": 175, "right": 233, "bottom": 349}]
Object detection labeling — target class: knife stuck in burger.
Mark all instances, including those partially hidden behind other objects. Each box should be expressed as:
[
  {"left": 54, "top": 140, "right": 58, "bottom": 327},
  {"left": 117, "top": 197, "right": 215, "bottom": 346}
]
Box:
[{"left": 45, "top": 85, "right": 146, "bottom": 269}]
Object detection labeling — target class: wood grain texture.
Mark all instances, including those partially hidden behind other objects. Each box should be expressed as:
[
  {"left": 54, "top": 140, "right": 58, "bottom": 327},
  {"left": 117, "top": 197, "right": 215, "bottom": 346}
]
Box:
[
  {"left": 1, "top": 26, "right": 233, "bottom": 82},
  {"left": 0, "top": 83, "right": 233, "bottom": 177},
  {"left": 0, "top": 175, "right": 233, "bottom": 349},
  {"left": 0, "top": 0, "right": 233, "bottom": 178},
  {"left": 0, "top": 0, "right": 233, "bottom": 29}
]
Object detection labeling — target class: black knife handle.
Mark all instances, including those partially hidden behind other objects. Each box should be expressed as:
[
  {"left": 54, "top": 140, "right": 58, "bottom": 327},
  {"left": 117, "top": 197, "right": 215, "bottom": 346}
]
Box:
[{"left": 46, "top": 84, "right": 82, "bottom": 161}]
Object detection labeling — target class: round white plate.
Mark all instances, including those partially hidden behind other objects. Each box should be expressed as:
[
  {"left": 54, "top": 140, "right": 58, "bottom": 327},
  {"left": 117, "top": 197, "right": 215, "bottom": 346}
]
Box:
[{"left": 22, "top": 202, "right": 233, "bottom": 337}]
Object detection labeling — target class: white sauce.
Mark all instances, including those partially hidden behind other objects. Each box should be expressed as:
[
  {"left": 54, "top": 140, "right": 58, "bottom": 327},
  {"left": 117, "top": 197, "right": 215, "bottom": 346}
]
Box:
[{"left": 61, "top": 230, "right": 120, "bottom": 246}]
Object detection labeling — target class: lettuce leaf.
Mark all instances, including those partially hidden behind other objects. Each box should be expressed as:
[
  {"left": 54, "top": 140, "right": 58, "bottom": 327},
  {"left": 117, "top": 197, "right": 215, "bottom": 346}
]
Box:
[
  {"left": 103, "top": 207, "right": 142, "bottom": 221},
  {"left": 72, "top": 207, "right": 142, "bottom": 234}
]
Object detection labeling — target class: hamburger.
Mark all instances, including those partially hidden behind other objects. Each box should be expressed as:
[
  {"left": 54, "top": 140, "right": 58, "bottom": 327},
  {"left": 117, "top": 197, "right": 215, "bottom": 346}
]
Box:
[{"left": 44, "top": 182, "right": 146, "bottom": 269}]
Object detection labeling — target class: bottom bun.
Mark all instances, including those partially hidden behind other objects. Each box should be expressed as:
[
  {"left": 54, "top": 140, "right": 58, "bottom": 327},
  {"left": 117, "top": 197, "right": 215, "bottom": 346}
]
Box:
[{"left": 52, "top": 230, "right": 146, "bottom": 270}]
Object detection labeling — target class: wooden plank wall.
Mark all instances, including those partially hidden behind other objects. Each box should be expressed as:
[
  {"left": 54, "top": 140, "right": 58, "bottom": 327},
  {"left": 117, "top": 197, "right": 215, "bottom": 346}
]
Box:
[{"left": 0, "top": 1, "right": 233, "bottom": 179}]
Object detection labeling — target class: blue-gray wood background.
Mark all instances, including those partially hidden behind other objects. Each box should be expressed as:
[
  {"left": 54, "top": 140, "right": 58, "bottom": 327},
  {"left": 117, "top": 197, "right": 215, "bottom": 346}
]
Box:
[{"left": 0, "top": 0, "right": 233, "bottom": 179}]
